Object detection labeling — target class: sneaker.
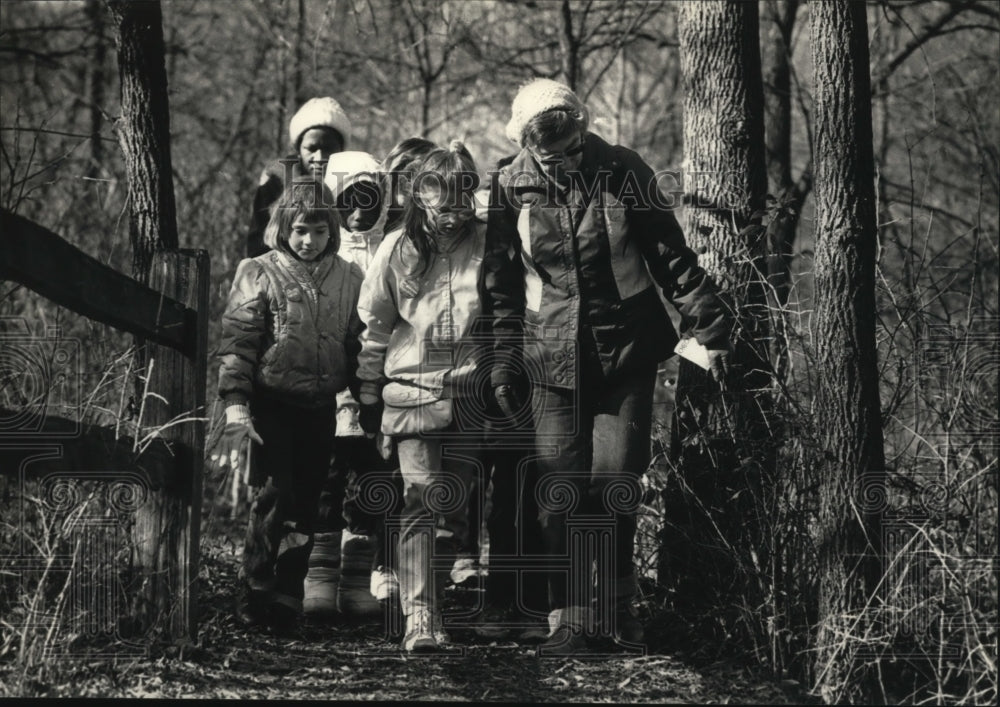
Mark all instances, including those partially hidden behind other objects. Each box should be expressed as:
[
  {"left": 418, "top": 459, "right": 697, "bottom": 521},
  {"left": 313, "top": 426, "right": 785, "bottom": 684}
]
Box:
[
  {"left": 303, "top": 531, "right": 341, "bottom": 618},
  {"left": 402, "top": 610, "right": 440, "bottom": 653},
  {"left": 370, "top": 566, "right": 399, "bottom": 602},
  {"left": 432, "top": 611, "right": 451, "bottom": 645},
  {"left": 540, "top": 623, "right": 587, "bottom": 655},
  {"left": 449, "top": 556, "right": 482, "bottom": 587},
  {"left": 539, "top": 607, "right": 588, "bottom": 655}
]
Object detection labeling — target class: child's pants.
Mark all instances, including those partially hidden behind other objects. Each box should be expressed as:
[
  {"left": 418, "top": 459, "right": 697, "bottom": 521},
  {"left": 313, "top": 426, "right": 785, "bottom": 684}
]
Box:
[
  {"left": 395, "top": 435, "right": 482, "bottom": 617},
  {"left": 318, "top": 436, "right": 402, "bottom": 571},
  {"left": 242, "top": 397, "right": 337, "bottom": 609}
]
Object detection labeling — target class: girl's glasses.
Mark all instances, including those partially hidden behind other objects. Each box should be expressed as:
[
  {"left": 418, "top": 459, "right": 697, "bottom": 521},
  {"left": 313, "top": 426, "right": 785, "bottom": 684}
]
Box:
[{"left": 530, "top": 137, "right": 585, "bottom": 165}]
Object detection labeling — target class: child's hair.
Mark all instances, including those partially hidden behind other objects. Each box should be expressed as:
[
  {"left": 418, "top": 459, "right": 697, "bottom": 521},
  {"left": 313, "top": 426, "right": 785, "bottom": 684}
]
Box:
[
  {"left": 380, "top": 137, "right": 437, "bottom": 230},
  {"left": 263, "top": 179, "right": 340, "bottom": 253},
  {"left": 521, "top": 108, "right": 586, "bottom": 150},
  {"left": 402, "top": 140, "right": 480, "bottom": 274},
  {"left": 381, "top": 137, "right": 437, "bottom": 185}
]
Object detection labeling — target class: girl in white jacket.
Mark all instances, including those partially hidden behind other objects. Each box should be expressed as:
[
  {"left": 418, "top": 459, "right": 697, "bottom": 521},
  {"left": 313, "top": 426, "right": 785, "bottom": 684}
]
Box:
[{"left": 356, "top": 141, "right": 489, "bottom": 652}]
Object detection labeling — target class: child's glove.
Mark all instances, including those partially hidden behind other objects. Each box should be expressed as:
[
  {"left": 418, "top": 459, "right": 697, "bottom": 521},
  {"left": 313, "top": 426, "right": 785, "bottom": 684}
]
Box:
[
  {"left": 358, "top": 392, "right": 383, "bottom": 436},
  {"left": 210, "top": 404, "right": 264, "bottom": 473},
  {"left": 493, "top": 383, "right": 526, "bottom": 419}
]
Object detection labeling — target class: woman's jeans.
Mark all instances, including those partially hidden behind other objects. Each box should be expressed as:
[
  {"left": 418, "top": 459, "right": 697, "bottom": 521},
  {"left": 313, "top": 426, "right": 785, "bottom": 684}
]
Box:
[{"left": 531, "top": 361, "right": 655, "bottom": 616}]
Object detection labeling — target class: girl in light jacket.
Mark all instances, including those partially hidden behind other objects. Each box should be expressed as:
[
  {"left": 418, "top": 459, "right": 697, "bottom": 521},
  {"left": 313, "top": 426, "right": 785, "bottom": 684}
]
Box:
[{"left": 356, "top": 141, "right": 489, "bottom": 652}]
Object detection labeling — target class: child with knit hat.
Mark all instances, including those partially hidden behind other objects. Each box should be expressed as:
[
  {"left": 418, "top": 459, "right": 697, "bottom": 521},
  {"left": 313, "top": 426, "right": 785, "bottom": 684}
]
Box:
[
  {"left": 245, "top": 97, "right": 351, "bottom": 258},
  {"left": 484, "top": 78, "right": 736, "bottom": 654}
]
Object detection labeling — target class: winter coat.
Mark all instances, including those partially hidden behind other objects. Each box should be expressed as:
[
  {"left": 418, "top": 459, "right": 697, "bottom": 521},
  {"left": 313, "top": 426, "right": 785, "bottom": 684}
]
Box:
[
  {"left": 246, "top": 155, "right": 307, "bottom": 258},
  {"left": 334, "top": 221, "right": 387, "bottom": 436},
  {"left": 484, "top": 132, "right": 732, "bottom": 390},
  {"left": 356, "top": 222, "right": 490, "bottom": 432},
  {"left": 218, "top": 247, "right": 364, "bottom": 409}
]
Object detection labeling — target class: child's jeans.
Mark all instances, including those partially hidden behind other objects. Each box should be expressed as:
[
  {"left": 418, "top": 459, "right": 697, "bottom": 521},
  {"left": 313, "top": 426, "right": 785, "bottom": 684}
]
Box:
[
  {"left": 241, "top": 396, "right": 338, "bottom": 609},
  {"left": 395, "top": 434, "right": 483, "bottom": 618}
]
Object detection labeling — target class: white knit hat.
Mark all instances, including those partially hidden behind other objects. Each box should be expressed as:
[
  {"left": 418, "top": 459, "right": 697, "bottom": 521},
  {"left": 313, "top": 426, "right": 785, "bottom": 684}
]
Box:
[
  {"left": 324, "top": 151, "right": 380, "bottom": 200},
  {"left": 288, "top": 97, "right": 351, "bottom": 149},
  {"left": 504, "top": 78, "right": 589, "bottom": 146}
]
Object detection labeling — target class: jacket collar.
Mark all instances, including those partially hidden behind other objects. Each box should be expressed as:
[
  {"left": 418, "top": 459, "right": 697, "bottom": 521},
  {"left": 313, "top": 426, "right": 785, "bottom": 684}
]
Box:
[
  {"left": 498, "top": 132, "right": 616, "bottom": 190},
  {"left": 273, "top": 246, "right": 336, "bottom": 295},
  {"left": 340, "top": 208, "right": 387, "bottom": 250}
]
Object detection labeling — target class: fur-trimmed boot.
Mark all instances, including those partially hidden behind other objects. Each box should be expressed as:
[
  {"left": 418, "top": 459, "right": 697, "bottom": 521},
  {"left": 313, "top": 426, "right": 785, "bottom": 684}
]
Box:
[
  {"left": 338, "top": 530, "right": 381, "bottom": 618},
  {"left": 302, "top": 531, "right": 341, "bottom": 618}
]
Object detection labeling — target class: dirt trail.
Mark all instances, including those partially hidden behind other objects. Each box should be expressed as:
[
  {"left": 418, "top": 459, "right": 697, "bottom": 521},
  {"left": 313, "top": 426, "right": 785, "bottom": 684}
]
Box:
[{"left": 10, "top": 507, "right": 807, "bottom": 702}]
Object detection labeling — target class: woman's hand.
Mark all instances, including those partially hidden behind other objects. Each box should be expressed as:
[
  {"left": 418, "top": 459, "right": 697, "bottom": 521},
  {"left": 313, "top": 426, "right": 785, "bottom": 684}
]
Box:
[
  {"left": 706, "top": 348, "right": 732, "bottom": 385},
  {"left": 493, "top": 383, "right": 526, "bottom": 419}
]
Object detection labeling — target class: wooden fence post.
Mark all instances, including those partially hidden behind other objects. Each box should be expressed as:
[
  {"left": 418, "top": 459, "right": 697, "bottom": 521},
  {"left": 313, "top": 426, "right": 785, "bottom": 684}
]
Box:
[{"left": 130, "top": 249, "right": 209, "bottom": 641}]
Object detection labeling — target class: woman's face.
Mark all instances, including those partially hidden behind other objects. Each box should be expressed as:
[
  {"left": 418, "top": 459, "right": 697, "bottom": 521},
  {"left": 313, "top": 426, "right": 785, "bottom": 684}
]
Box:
[
  {"left": 287, "top": 214, "right": 331, "bottom": 260},
  {"left": 527, "top": 131, "right": 585, "bottom": 183}
]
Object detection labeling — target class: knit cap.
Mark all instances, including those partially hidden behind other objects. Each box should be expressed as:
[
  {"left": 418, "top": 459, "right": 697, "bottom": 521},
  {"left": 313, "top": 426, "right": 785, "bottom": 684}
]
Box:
[
  {"left": 288, "top": 97, "right": 351, "bottom": 149},
  {"left": 324, "top": 151, "right": 380, "bottom": 200},
  {"left": 504, "top": 78, "right": 589, "bottom": 146}
]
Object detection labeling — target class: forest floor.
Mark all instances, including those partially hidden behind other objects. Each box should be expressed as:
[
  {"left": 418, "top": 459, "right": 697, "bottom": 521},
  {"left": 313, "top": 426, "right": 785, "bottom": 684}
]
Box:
[{"left": 4, "top": 493, "right": 813, "bottom": 703}]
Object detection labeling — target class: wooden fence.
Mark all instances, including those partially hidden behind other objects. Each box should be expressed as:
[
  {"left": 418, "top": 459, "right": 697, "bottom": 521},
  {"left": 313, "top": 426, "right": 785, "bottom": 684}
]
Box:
[{"left": 0, "top": 207, "right": 209, "bottom": 642}]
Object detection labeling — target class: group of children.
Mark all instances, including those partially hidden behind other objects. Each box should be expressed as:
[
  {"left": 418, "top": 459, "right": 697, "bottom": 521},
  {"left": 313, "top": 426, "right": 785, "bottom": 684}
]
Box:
[{"left": 212, "top": 97, "right": 531, "bottom": 652}]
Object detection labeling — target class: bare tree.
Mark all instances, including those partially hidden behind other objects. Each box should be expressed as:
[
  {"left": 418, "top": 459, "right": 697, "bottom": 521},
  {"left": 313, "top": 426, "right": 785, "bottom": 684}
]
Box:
[
  {"left": 760, "top": 0, "right": 810, "bottom": 380},
  {"left": 809, "top": 1, "right": 886, "bottom": 701},
  {"left": 664, "top": 0, "right": 773, "bottom": 637},
  {"left": 106, "top": 0, "right": 178, "bottom": 283}
]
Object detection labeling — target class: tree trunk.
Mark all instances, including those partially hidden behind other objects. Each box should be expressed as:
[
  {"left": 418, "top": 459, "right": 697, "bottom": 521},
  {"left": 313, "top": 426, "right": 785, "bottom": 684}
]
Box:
[
  {"left": 761, "top": 0, "right": 807, "bottom": 380},
  {"left": 86, "top": 0, "right": 107, "bottom": 176},
  {"left": 809, "top": 1, "right": 886, "bottom": 702},
  {"left": 559, "top": 0, "right": 579, "bottom": 90},
  {"left": 106, "top": 0, "right": 178, "bottom": 282},
  {"left": 665, "top": 0, "right": 773, "bottom": 644},
  {"left": 293, "top": 0, "right": 306, "bottom": 106}
]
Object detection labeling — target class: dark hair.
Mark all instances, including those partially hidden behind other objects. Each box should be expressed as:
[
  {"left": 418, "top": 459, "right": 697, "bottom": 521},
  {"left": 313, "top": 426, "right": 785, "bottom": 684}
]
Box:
[
  {"left": 402, "top": 140, "right": 480, "bottom": 275},
  {"left": 263, "top": 179, "right": 340, "bottom": 254},
  {"left": 521, "top": 108, "right": 586, "bottom": 150},
  {"left": 380, "top": 137, "right": 437, "bottom": 231}
]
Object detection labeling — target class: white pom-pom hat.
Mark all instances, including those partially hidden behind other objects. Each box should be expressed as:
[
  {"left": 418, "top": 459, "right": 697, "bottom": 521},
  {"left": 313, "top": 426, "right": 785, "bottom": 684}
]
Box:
[
  {"left": 324, "top": 151, "right": 380, "bottom": 200},
  {"left": 504, "top": 78, "right": 588, "bottom": 147},
  {"left": 288, "top": 97, "right": 351, "bottom": 149}
]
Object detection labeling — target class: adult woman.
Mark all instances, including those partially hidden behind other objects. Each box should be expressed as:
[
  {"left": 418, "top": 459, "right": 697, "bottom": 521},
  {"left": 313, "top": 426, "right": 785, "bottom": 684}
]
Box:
[{"left": 484, "top": 79, "right": 734, "bottom": 653}]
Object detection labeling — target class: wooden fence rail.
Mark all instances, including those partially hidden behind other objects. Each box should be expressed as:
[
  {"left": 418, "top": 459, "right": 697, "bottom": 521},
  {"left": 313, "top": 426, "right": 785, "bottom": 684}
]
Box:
[{"left": 0, "top": 207, "right": 209, "bottom": 642}]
